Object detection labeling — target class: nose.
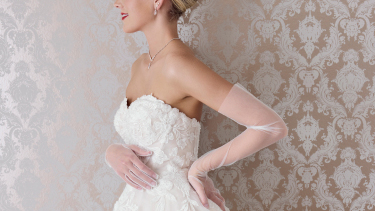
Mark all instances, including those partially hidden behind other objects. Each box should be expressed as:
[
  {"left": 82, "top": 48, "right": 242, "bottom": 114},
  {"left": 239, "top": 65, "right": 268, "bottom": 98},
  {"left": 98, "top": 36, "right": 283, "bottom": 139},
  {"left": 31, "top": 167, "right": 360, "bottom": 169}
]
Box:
[{"left": 113, "top": 0, "right": 122, "bottom": 8}]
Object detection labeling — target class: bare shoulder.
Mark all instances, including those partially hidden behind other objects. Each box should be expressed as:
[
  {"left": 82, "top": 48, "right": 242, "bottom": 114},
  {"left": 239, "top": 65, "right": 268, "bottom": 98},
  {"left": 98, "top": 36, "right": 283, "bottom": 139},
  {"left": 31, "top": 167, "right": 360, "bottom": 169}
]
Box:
[
  {"left": 130, "top": 53, "right": 148, "bottom": 78},
  {"left": 163, "top": 50, "right": 233, "bottom": 112}
]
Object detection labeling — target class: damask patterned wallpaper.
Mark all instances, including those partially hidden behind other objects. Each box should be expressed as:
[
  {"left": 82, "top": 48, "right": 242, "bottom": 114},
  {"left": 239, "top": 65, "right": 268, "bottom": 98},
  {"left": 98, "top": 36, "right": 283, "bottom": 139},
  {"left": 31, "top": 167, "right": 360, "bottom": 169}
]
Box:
[{"left": 1, "top": 0, "right": 375, "bottom": 210}]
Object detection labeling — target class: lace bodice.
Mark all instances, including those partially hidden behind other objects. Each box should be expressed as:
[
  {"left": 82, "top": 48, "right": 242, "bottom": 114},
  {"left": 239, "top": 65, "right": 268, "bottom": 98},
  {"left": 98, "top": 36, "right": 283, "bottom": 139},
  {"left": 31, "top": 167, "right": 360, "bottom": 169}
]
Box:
[
  {"left": 113, "top": 93, "right": 201, "bottom": 169},
  {"left": 112, "top": 93, "right": 230, "bottom": 211}
]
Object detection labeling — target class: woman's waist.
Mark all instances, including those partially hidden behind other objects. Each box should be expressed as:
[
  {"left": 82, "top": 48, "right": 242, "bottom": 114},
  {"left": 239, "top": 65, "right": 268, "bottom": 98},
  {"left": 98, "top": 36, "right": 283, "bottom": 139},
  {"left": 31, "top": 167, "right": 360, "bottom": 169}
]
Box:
[
  {"left": 139, "top": 155, "right": 194, "bottom": 171},
  {"left": 134, "top": 144, "right": 198, "bottom": 168}
]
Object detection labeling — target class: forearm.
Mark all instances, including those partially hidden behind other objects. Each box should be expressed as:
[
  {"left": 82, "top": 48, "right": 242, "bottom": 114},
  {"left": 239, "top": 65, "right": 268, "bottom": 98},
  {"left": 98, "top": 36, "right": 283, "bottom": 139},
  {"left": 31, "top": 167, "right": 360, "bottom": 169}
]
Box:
[
  {"left": 220, "top": 125, "right": 285, "bottom": 166},
  {"left": 192, "top": 121, "right": 286, "bottom": 176},
  {"left": 189, "top": 83, "right": 288, "bottom": 178}
]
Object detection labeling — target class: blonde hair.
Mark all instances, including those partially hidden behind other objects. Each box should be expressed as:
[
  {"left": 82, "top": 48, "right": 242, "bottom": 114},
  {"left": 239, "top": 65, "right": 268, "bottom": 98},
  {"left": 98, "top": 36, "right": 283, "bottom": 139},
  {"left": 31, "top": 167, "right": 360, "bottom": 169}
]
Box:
[{"left": 168, "top": 0, "right": 198, "bottom": 21}]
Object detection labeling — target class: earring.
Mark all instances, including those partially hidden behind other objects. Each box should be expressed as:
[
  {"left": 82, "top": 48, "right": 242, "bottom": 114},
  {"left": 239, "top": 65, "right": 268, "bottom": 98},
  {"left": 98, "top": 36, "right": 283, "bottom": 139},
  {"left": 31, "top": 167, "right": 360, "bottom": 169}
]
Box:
[{"left": 154, "top": 2, "right": 159, "bottom": 15}]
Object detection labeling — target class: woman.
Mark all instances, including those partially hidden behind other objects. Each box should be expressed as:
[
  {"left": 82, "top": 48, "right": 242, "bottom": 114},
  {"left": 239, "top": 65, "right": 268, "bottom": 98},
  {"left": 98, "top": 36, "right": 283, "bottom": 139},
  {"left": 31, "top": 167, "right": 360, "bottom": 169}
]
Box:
[{"left": 105, "top": 0, "right": 289, "bottom": 210}]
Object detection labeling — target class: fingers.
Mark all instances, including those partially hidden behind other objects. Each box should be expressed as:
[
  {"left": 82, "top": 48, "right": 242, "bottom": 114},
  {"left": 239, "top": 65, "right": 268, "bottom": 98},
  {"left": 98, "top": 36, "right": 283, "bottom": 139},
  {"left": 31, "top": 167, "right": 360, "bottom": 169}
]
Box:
[
  {"left": 213, "top": 192, "right": 226, "bottom": 211},
  {"left": 189, "top": 176, "right": 209, "bottom": 209},
  {"left": 208, "top": 194, "right": 225, "bottom": 211},
  {"left": 128, "top": 144, "right": 153, "bottom": 156},
  {"left": 124, "top": 173, "right": 143, "bottom": 190},
  {"left": 197, "top": 188, "right": 209, "bottom": 209},
  {"left": 207, "top": 188, "right": 225, "bottom": 210},
  {"left": 131, "top": 155, "right": 159, "bottom": 180},
  {"left": 116, "top": 170, "right": 142, "bottom": 190},
  {"left": 209, "top": 188, "right": 224, "bottom": 201},
  {"left": 109, "top": 144, "right": 159, "bottom": 190},
  {"left": 215, "top": 192, "right": 225, "bottom": 205},
  {"left": 129, "top": 162, "right": 158, "bottom": 188},
  {"left": 135, "top": 150, "right": 153, "bottom": 157},
  {"left": 126, "top": 168, "right": 153, "bottom": 189}
]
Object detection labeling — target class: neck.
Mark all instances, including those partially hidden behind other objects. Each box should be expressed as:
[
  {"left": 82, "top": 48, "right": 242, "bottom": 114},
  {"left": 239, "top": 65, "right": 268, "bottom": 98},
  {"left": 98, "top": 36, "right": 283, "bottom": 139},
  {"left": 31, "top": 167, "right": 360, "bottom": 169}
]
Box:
[{"left": 141, "top": 16, "right": 179, "bottom": 61}]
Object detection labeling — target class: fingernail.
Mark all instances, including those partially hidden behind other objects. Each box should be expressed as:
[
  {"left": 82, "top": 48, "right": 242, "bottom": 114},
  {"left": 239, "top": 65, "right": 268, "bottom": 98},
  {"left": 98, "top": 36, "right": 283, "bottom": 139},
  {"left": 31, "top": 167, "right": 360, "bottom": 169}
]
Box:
[
  {"left": 204, "top": 203, "right": 209, "bottom": 209},
  {"left": 154, "top": 174, "right": 159, "bottom": 179}
]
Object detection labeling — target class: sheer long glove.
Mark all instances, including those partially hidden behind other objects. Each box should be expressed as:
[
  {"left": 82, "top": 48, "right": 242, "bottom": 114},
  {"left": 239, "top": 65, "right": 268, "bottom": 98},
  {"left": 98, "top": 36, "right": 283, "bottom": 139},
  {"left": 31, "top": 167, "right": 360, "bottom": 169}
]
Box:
[
  {"left": 188, "top": 83, "right": 288, "bottom": 208},
  {"left": 105, "top": 143, "right": 159, "bottom": 190},
  {"left": 189, "top": 174, "right": 227, "bottom": 210}
]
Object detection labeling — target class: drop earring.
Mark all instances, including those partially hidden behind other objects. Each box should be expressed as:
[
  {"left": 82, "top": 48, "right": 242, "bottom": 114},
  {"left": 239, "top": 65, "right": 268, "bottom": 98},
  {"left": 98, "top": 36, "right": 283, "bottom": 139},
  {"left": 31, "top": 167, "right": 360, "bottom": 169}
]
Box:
[{"left": 154, "top": 2, "right": 159, "bottom": 15}]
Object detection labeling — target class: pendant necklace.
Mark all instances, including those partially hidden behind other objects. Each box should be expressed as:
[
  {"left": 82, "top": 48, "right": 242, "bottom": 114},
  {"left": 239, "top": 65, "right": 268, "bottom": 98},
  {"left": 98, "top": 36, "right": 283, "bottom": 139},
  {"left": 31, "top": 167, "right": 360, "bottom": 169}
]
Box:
[{"left": 148, "top": 38, "right": 180, "bottom": 69}]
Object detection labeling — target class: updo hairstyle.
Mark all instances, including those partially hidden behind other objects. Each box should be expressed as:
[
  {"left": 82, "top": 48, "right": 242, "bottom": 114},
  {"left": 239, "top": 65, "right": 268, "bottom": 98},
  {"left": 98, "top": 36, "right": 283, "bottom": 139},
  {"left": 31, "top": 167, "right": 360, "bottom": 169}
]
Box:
[{"left": 168, "top": 0, "right": 198, "bottom": 21}]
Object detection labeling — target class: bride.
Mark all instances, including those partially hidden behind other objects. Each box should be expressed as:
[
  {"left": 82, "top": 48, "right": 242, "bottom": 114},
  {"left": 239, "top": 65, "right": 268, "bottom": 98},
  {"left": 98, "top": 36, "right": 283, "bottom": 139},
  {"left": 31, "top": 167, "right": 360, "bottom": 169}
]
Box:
[{"left": 105, "top": 0, "right": 289, "bottom": 210}]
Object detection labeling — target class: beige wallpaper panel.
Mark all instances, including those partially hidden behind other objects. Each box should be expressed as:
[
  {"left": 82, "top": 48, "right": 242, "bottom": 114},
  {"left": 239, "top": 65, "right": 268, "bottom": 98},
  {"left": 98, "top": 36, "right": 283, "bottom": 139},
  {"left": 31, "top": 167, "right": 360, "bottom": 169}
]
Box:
[{"left": 1, "top": 0, "right": 375, "bottom": 210}]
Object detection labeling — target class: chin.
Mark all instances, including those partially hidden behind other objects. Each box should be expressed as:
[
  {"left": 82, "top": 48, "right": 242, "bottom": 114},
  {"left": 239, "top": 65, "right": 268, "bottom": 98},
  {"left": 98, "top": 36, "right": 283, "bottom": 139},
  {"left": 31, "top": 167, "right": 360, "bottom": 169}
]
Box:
[
  {"left": 122, "top": 27, "right": 136, "bottom": 34},
  {"left": 122, "top": 24, "right": 141, "bottom": 34}
]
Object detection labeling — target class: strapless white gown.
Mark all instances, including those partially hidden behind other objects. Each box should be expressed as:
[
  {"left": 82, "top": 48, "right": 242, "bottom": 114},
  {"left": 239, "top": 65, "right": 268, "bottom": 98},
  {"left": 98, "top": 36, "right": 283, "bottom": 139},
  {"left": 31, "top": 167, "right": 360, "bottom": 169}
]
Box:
[{"left": 112, "top": 93, "right": 230, "bottom": 211}]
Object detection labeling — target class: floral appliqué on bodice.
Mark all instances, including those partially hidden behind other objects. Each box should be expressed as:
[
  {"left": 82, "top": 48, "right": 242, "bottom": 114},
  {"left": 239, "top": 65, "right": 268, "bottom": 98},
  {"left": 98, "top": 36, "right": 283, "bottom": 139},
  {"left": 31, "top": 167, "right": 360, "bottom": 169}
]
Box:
[
  {"left": 112, "top": 93, "right": 229, "bottom": 211},
  {"left": 114, "top": 93, "right": 201, "bottom": 169}
]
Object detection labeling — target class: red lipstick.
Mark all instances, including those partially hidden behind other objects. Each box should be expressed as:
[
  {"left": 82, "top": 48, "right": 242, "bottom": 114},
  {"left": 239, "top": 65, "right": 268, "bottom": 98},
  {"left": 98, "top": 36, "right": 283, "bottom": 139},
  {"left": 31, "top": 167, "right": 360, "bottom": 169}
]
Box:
[{"left": 121, "top": 13, "right": 128, "bottom": 20}]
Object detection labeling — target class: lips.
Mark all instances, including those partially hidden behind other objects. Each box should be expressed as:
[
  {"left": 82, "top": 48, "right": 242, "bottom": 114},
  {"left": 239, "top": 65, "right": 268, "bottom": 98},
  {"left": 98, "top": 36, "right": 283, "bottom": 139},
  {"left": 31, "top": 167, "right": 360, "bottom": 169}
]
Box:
[{"left": 121, "top": 13, "right": 128, "bottom": 20}]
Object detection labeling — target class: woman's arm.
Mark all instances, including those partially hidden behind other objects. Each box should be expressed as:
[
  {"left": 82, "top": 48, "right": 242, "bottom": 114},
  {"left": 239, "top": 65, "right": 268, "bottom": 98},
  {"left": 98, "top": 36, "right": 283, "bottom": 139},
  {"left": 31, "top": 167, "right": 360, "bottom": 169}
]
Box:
[
  {"left": 165, "top": 53, "right": 288, "bottom": 208},
  {"left": 189, "top": 82, "right": 287, "bottom": 177}
]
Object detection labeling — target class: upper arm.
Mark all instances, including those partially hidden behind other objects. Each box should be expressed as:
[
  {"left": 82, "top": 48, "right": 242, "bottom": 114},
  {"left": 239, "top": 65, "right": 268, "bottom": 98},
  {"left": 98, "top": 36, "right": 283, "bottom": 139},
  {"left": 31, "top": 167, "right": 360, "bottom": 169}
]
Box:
[{"left": 165, "top": 54, "right": 234, "bottom": 112}]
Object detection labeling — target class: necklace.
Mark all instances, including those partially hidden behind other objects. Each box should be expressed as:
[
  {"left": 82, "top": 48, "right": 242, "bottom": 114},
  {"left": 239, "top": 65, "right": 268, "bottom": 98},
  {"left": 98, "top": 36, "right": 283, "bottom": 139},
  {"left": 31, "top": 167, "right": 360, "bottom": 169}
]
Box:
[{"left": 148, "top": 37, "right": 180, "bottom": 69}]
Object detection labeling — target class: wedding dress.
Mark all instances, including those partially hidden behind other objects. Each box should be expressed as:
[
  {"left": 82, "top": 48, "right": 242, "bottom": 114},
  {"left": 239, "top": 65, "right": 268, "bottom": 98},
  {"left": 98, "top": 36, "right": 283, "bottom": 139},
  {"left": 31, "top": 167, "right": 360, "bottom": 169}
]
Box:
[{"left": 112, "top": 93, "right": 230, "bottom": 211}]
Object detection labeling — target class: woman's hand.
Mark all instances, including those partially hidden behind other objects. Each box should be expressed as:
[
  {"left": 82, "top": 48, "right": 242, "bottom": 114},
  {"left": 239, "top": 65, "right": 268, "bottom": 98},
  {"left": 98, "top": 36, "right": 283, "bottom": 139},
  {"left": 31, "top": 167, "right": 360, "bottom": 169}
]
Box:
[
  {"left": 105, "top": 143, "right": 159, "bottom": 190},
  {"left": 188, "top": 167, "right": 226, "bottom": 211}
]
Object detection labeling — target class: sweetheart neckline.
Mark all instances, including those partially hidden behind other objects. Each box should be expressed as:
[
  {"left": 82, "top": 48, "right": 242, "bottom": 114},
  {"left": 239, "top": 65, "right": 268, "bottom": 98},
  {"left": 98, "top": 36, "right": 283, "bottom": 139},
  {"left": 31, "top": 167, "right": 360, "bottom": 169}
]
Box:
[{"left": 124, "top": 93, "right": 201, "bottom": 125}]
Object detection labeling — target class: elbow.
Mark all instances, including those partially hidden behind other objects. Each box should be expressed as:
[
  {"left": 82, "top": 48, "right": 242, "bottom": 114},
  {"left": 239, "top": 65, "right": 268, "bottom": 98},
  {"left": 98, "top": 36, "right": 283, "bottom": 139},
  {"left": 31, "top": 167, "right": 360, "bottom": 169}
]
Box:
[
  {"left": 281, "top": 126, "right": 288, "bottom": 138},
  {"left": 274, "top": 122, "right": 288, "bottom": 141},
  {"left": 261, "top": 118, "right": 288, "bottom": 142}
]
